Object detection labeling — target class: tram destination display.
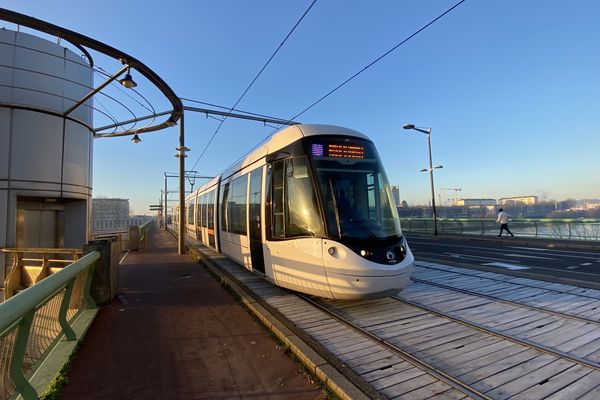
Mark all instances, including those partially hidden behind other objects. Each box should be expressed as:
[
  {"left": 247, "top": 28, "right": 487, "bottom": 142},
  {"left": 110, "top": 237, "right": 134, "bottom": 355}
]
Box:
[{"left": 311, "top": 142, "right": 366, "bottom": 159}]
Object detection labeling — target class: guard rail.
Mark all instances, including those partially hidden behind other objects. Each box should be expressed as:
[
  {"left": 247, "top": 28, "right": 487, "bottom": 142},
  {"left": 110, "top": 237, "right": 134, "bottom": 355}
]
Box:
[
  {"left": 401, "top": 217, "right": 600, "bottom": 241},
  {"left": 0, "top": 251, "right": 99, "bottom": 400}
]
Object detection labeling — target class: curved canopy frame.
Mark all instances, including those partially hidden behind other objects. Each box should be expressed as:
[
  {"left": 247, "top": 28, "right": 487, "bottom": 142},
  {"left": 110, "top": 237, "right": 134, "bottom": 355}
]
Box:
[{"left": 0, "top": 7, "right": 183, "bottom": 138}]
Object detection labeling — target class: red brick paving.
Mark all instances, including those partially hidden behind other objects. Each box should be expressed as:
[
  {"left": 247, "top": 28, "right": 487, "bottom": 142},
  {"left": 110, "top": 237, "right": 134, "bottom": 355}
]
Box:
[{"left": 61, "top": 228, "right": 324, "bottom": 400}]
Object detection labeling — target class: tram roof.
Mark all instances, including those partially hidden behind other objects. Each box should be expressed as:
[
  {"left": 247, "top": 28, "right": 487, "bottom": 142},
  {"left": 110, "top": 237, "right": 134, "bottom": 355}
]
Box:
[{"left": 190, "top": 124, "right": 370, "bottom": 197}]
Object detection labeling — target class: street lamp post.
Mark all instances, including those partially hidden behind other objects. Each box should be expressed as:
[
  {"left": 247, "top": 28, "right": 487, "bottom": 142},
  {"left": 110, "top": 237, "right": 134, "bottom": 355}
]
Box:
[
  {"left": 175, "top": 112, "right": 189, "bottom": 255},
  {"left": 403, "top": 124, "right": 442, "bottom": 235}
]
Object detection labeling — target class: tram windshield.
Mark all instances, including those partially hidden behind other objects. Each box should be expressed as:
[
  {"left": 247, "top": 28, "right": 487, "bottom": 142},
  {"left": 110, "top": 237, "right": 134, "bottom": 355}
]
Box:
[{"left": 308, "top": 137, "right": 402, "bottom": 241}]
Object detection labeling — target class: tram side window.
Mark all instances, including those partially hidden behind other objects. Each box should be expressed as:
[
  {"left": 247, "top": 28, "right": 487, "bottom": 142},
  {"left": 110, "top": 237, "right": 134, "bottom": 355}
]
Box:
[
  {"left": 271, "top": 157, "right": 324, "bottom": 239},
  {"left": 221, "top": 183, "right": 230, "bottom": 232},
  {"left": 272, "top": 160, "right": 285, "bottom": 238},
  {"left": 200, "top": 194, "right": 207, "bottom": 228},
  {"left": 188, "top": 202, "right": 195, "bottom": 225},
  {"left": 207, "top": 190, "right": 215, "bottom": 230},
  {"left": 285, "top": 157, "right": 323, "bottom": 237},
  {"left": 228, "top": 176, "right": 248, "bottom": 235}
]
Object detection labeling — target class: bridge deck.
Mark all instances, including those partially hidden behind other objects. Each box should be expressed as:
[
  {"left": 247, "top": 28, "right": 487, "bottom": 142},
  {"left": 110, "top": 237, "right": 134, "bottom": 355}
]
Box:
[{"left": 60, "top": 228, "right": 322, "bottom": 400}]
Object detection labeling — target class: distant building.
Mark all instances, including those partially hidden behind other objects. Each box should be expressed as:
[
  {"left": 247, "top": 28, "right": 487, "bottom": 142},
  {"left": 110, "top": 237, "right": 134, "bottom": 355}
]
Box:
[
  {"left": 456, "top": 199, "right": 496, "bottom": 207},
  {"left": 92, "top": 198, "right": 153, "bottom": 231},
  {"left": 498, "top": 196, "right": 539, "bottom": 206},
  {"left": 92, "top": 198, "right": 129, "bottom": 231},
  {"left": 391, "top": 186, "right": 401, "bottom": 207}
]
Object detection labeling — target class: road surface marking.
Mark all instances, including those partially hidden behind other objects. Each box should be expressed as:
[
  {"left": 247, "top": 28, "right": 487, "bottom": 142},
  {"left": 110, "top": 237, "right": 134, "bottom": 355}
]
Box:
[
  {"left": 482, "top": 262, "right": 530, "bottom": 270},
  {"left": 567, "top": 266, "right": 579, "bottom": 270},
  {"left": 580, "top": 263, "right": 592, "bottom": 266},
  {"left": 512, "top": 246, "right": 550, "bottom": 252},
  {"left": 504, "top": 253, "right": 554, "bottom": 260},
  {"left": 120, "top": 251, "right": 129, "bottom": 265}
]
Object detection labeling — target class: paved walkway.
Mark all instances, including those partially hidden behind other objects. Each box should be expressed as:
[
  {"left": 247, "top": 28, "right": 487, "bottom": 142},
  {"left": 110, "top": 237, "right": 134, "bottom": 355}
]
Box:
[{"left": 61, "top": 228, "right": 324, "bottom": 400}]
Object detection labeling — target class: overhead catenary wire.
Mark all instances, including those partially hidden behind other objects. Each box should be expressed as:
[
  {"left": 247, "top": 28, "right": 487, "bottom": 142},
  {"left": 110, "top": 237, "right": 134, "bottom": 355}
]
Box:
[
  {"left": 279, "top": 0, "right": 467, "bottom": 125},
  {"left": 189, "top": 0, "right": 318, "bottom": 171}
]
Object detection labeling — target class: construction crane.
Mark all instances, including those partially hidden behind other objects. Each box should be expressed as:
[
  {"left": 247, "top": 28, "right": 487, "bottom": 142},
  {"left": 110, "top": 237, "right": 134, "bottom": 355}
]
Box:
[{"left": 441, "top": 188, "right": 462, "bottom": 206}]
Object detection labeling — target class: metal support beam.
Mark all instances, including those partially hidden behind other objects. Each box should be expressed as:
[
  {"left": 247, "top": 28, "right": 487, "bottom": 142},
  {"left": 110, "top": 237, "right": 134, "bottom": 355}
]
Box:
[
  {"left": 95, "top": 110, "right": 173, "bottom": 133},
  {"left": 64, "top": 64, "right": 129, "bottom": 117},
  {"left": 183, "top": 105, "right": 299, "bottom": 126},
  {"left": 177, "top": 113, "right": 186, "bottom": 254},
  {"left": 164, "top": 177, "right": 168, "bottom": 230}
]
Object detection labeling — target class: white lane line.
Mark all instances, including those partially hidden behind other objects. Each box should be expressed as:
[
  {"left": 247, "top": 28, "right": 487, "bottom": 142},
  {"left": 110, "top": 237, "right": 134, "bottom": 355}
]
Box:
[
  {"left": 511, "top": 246, "right": 550, "bottom": 252},
  {"left": 482, "top": 262, "right": 530, "bottom": 270},
  {"left": 409, "top": 240, "right": 600, "bottom": 258},
  {"left": 581, "top": 263, "right": 592, "bottom": 266},
  {"left": 120, "top": 251, "right": 129, "bottom": 265},
  {"left": 442, "top": 252, "right": 511, "bottom": 263},
  {"left": 504, "top": 253, "right": 554, "bottom": 260},
  {"left": 567, "top": 266, "right": 579, "bottom": 270}
]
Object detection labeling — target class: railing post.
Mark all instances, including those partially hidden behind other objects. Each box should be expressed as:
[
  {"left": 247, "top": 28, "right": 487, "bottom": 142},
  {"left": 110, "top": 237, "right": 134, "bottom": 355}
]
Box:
[
  {"left": 481, "top": 220, "right": 485, "bottom": 236},
  {"left": 83, "top": 265, "right": 98, "bottom": 309},
  {"left": 568, "top": 222, "right": 572, "bottom": 239},
  {"left": 10, "top": 312, "right": 38, "bottom": 400},
  {"left": 58, "top": 280, "right": 76, "bottom": 341},
  {"left": 83, "top": 239, "right": 119, "bottom": 306},
  {"left": 459, "top": 221, "right": 463, "bottom": 235},
  {"left": 534, "top": 221, "right": 538, "bottom": 238}
]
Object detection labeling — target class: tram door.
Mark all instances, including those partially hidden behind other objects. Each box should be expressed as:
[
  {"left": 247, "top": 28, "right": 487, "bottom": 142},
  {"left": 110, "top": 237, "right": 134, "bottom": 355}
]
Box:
[{"left": 248, "top": 168, "right": 265, "bottom": 273}]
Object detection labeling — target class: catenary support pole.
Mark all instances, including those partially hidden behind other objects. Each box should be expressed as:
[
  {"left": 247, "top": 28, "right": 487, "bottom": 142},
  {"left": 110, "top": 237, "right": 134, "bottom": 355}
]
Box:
[{"left": 178, "top": 113, "right": 186, "bottom": 254}]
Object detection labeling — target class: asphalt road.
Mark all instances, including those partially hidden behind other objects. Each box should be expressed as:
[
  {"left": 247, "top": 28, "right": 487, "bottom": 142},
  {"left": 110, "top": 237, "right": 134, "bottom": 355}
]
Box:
[{"left": 405, "top": 234, "right": 600, "bottom": 289}]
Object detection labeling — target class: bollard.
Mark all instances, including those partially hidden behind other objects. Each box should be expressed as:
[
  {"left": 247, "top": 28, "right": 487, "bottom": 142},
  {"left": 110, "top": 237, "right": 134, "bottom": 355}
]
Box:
[{"left": 83, "top": 238, "right": 120, "bottom": 306}]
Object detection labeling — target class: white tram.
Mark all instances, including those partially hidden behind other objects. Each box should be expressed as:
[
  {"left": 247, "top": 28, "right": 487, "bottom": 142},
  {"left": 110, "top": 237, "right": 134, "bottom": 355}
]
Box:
[{"left": 172, "top": 124, "right": 414, "bottom": 300}]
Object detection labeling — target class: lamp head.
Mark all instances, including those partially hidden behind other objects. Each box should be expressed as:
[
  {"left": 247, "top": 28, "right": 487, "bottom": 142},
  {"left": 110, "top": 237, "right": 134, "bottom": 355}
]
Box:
[
  {"left": 403, "top": 124, "right": 415, "bottom": 130},
  {"left": 131, "top": 134, "right": 141, "bottom": 143},
  {"left": 119, "top": 68, "right": 137, "bottom": 88}
]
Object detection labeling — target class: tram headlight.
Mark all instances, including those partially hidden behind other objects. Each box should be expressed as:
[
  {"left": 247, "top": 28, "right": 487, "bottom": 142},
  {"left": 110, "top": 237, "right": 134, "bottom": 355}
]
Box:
[{"left": 360, "top": 249, "right": 372, "bottom": 257}]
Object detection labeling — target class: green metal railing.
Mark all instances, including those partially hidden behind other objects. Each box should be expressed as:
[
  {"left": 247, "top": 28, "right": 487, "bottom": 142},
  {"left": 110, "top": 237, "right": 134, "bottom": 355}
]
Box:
[
  {"left": 0, "top": 251, "right": 99, "bottom": 400},
  {"left": 139, "top": 221, "right": 152, "bottom": 249},
  {"left": 401, "top": 218, "right": 600, "bottom": 241}
]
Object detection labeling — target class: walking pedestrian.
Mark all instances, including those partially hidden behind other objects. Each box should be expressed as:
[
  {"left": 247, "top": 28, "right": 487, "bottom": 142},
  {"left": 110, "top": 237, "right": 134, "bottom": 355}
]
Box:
[{"left": 496, "top": 208, "right": 514, "bottom": 238}]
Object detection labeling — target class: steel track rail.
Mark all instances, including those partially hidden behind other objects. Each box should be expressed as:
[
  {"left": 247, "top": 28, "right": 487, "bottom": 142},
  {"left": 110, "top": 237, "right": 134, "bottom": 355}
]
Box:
[
  {"left": 391, "top": 296, "right": 600, "bottom": 372},
  {"left": 413, "top": 256, "right": 600, "bottom": 291},
  {"left": 299, "top": 294, "right": 490, "bottom": 400},
  {"left": 411, "top": 275, "right": 600, "bottom": 325},
  {"left": 415, "top": 262, "right": 600, "bottom": 301}
]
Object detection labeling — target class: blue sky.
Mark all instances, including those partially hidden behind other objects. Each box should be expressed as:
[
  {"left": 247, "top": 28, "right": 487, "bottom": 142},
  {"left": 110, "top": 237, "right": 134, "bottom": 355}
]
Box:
[{"left": 3, "top": 1, "right": 599, "bottom": 214}]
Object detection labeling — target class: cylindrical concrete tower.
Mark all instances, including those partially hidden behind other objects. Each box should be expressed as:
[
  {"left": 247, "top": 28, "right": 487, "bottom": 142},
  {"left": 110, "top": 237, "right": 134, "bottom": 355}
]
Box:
[{"left": 1, "top": 29, "right": 93, "bottom": 279}]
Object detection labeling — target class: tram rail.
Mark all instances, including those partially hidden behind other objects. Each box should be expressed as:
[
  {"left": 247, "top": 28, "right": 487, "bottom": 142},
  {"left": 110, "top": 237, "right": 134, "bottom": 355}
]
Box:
[
  {"left": 411, "top": 262, "right": 600, "bottom": 322},
  {"left": 192, "top": 241, "right": 600, "bottom": 399},
  {"left": 410, "top": 277, "right": 600, "bottom": 326}
]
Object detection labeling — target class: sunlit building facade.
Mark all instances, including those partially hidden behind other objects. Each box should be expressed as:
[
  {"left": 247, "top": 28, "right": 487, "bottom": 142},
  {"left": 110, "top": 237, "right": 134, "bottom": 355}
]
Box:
[
  {"left": 455, "top": 199, "right": 496, "bottom": 207},
  {"left": 498, "top": 196, "right": 539, "bottom": 206}
]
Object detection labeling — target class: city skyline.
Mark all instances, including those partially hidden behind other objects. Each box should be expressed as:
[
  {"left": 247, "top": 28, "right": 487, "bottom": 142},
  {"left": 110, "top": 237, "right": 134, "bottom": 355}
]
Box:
[
  {"left": 398, "top": 192, "right": 600, "bottom": 208},
  {"left": 2, "top": 1, "right": 599, "bottom": 214}
]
